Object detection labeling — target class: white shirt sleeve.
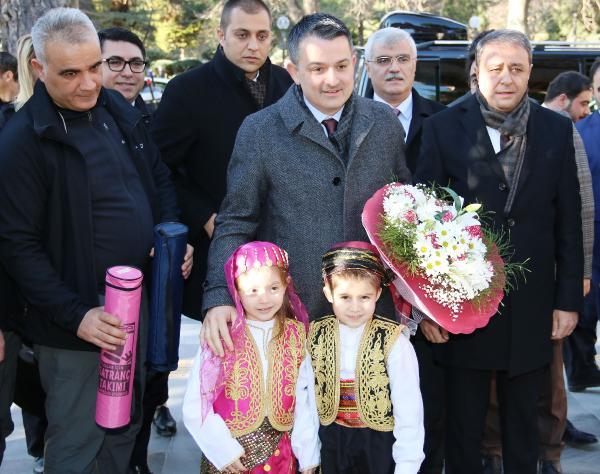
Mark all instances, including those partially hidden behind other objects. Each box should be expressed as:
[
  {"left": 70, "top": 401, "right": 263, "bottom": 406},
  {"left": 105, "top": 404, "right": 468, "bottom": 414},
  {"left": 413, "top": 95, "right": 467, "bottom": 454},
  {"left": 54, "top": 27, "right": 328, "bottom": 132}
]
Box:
[
  {"left": 291, "top": 353, "right": 321, "bottom": 471},
  {"left": 387, "top": 333, "right": 425, "bottom": 474},
  {"left": 182, "top": 347, "right": 244, "bottom": 471}
]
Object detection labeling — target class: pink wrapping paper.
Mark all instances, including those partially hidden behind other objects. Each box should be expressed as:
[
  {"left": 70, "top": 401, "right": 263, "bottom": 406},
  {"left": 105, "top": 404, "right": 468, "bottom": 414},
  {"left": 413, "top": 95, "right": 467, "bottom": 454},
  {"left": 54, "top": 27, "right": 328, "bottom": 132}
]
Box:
[
  {"left": 96, "top": 266, "right": 143, "bottom": 429},
  {"left": 362, "top": 185, "right": 505, "bottom": 335}
]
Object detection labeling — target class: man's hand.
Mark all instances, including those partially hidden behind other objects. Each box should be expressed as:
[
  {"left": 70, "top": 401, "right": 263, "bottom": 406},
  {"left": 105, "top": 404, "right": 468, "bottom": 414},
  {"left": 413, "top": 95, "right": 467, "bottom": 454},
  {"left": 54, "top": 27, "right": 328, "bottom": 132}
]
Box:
[
  {"left": 204, "top": 213, "right": 217, "bottom": 239},
  {"left": 551, "top": 309, "right": 578, "bottom": 340},
  {"left": 149, "top": 244, "right": 194, "bottom": 279},
  {"left": 181, "top": 244, "right": 194, "bottom": 279},
  {"left": 584, "top": 278, "right": 591, "bottom": 297},
  {"left": 223, "top": 457, "right": 246, "bottom": 474},
  {"left": 200, "top": 305, "right": 236, "bottom": 357},
  {"left": 301, "top": 468, "right": 318, "bottom": 474},
  {"left": 420, "top": 319, "right": 449, "bottom": 343},
  {"left": 0, "top": 329, "right": 4, "bottom": 363},
  {"left": 77, "top": 307, "right": 127, "bottom": 350}
]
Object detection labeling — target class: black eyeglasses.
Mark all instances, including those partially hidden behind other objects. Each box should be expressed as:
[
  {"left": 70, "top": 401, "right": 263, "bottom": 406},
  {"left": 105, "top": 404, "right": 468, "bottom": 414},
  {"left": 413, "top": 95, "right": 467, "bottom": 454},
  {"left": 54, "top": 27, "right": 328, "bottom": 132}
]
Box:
[{"left": 103, "top": 57, "right": 147, "bottom": 73}]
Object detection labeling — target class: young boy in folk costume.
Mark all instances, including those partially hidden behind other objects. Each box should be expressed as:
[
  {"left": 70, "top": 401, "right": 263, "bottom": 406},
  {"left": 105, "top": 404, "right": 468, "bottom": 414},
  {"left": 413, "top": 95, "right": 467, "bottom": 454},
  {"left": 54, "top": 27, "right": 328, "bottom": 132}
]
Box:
[
  {"left": 307, "top": 241, "right": 425, "bottom": 473},
  {"left": 183, "top": 241, "right": 320, "bottom": 473}
]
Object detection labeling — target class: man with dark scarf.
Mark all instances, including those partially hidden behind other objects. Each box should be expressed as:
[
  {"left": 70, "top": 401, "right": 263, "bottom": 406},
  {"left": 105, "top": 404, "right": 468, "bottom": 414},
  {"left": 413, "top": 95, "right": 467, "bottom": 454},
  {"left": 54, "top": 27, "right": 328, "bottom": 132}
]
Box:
[
  {"left": 416, "top": 30, "right": 582, "bottom": 474},
  {"left": 201, "top": 13, "right": 410, "bottom": 355}
]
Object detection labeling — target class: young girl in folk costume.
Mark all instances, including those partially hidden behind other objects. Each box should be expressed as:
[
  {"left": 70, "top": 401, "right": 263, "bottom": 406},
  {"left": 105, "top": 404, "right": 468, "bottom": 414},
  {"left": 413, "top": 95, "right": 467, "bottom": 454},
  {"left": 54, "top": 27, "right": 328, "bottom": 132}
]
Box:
[
  {"left": 183, "top": 241, "right": 320, "bottom": 474},
  {"left": 306, "top": 241, "right": 425, "bottom": 474}
]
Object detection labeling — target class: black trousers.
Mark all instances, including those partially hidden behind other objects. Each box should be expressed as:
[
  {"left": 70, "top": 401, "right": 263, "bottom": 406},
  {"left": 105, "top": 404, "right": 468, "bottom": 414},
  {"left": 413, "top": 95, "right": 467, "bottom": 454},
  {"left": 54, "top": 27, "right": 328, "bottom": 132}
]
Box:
[
  {"left": 0, "top": 331, "right": 20, "bottom": 467},
  {"left": 319, "top": 423, "right": 395, "bottom": 474},
  {"left": 444, "top": 366, "right": 544, "bottom": 474},
  {"left": 411, "top": 331, "right": 445, "bottom": 474},
  {"left": 563, "top": 285, "right": 599, "bottom": 383},
  {"left": 130, "top": 370, "right": 170, "bottom": 466}
]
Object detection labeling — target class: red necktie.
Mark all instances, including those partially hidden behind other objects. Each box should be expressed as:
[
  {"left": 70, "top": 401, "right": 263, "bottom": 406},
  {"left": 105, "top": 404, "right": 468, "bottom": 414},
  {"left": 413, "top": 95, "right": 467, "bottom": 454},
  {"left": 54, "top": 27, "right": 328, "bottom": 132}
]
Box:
[
  {"left": 392, "top": 108, "right": 406, "bottom": 141},
  {"left": 322, "top": 118, "right": 338, "bottom": 137}
]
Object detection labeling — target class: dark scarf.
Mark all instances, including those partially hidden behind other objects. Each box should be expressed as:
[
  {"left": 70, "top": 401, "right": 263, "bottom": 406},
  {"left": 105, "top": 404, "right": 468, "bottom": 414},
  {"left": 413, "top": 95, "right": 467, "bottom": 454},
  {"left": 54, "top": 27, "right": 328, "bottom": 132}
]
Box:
[
  {"left": 293, "top": 84, "right": 355, "bottom": 163},
  {"left": 476, "top": 88, "right": 530, "bottom": 214},
  {"left": 244, "top": 62, "right": 269, "bottom": 109}
]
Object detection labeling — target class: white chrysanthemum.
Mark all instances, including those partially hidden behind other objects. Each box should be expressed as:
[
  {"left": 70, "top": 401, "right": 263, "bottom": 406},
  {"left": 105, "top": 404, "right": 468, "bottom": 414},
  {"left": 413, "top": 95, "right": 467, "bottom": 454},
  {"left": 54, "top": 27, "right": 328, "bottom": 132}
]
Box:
[
  {"left": 383, "top": 188, "right": 414, "bottom": 222},
  {"left": 466, "top": 236, "right": 487, "bottom": 257},
  {"left": 414, "top": 235, "right": 435, "bottom": 258}
]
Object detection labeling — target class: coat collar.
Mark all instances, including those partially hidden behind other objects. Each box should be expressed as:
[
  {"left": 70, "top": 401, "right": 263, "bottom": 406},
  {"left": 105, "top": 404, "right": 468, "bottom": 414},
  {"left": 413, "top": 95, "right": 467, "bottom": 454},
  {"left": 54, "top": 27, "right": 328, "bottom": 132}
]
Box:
[
  {"left": 212, "top": 46, "right": 275, "bottom": 103},
  {"left": 30, "top": 81, "right": 142, "bottom": 142},
  {"left": 406, "top": 88, "right": 435, "bottom": 145},
  {"left": 277, "top": 86, "right": 374, "bottom": 166},
  {"left": 458, "top": 94, "right": 541, "bottom": 203}
]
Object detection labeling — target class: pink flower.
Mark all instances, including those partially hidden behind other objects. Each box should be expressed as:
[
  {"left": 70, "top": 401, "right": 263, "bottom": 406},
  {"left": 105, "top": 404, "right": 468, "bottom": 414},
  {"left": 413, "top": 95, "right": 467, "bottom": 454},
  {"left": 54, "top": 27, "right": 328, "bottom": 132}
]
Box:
[
  {"left": 404, "top": 210, "right": 417, "bottom": 223},
  {"left": 427, "top": 233, "right": 442, "bottom": 249},
  {"left": 441, "top": 211, "right": 454, "bottom": 222},
  {"left": 466, "top": 225, "right": 482, "bottom": 238}
]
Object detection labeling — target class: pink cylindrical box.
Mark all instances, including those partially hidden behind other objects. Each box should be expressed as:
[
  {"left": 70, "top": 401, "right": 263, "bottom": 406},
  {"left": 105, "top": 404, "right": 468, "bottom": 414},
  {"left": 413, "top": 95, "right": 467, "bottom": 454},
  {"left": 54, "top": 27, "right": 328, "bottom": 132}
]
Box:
[{"left": 95, "top": 266, "right": 143, "bottom": 429}]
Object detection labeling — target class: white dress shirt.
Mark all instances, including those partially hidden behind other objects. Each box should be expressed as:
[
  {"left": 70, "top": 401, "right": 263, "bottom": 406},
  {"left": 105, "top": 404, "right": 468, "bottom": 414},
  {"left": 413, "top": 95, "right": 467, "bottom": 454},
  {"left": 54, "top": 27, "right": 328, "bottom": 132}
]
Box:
[
  {"left": 182, "top": 320, "right": 320, "bottom": 471},
  {"left": 486, "top": 126, "right": 501, "bottom": 154},
  {"left": 374, "top": 92, "right": 413, "bottom": 142},
  {"left": 304, "top": 96, "right": 344, "bottom": 137}
]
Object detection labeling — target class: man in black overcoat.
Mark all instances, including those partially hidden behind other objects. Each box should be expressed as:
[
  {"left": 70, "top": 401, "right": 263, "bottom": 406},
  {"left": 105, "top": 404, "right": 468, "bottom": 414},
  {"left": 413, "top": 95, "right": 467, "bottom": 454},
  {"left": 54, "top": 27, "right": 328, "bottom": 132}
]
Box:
[
  {"left": 152, "top": 0, "right": 293, "bottom": 318},
  {"left": 415, "top": 30, "right": 582, "bottom": 474}
]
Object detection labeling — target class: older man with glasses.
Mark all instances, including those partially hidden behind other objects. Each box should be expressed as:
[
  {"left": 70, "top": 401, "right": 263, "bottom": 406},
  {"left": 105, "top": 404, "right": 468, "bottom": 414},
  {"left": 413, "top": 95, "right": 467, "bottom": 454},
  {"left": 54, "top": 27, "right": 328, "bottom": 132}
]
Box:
[{"left": 364, "top": 27, "right": 445, "bottom": 173}]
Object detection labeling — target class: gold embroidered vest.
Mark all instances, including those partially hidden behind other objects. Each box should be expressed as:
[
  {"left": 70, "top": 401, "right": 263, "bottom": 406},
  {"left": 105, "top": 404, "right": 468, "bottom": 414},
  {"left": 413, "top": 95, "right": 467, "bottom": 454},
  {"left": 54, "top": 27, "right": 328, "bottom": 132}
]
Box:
[
  {"left": 214, "top": 318, "right": 306, "bottom": 436},
  {"left": 308, "top": 315, "right": 403, "bottom": 432}
]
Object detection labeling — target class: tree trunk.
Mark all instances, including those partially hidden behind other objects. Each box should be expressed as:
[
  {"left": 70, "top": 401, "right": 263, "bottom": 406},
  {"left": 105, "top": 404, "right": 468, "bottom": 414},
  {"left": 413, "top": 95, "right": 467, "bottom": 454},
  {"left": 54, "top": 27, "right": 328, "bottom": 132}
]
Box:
[
  {"left": 303, "top": 0, "right": 319, "bottom": 14},
  {"left": 506, "top": 0, "right": 530, "bottom": 34},
  {"left": 285, "top": 0, "right": 304, "bottom": 23},
  {"left": 0, "top": 0, "right": 79, "bottom": 54}
]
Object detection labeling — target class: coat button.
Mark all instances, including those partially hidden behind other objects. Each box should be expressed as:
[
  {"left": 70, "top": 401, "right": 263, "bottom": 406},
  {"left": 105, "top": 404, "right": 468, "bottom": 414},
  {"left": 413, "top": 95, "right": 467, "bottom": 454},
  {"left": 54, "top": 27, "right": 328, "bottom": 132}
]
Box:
[
  {"left": 499, "top": 182, "right": 507, "bottom": 191},
  {"left": 332, "top": 177, "right": 341, "bottom": 186},
  {"left": 263, "top": 465, "right": 271, "bottom": 471},
  {"left": 507, "top": 218, "right": 515, "bottom": 227}
]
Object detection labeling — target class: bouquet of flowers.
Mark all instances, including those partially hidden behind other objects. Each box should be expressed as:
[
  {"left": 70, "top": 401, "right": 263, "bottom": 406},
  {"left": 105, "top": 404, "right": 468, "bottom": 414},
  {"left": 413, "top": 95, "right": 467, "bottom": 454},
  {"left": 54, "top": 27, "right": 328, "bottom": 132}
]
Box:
[{"left": 362, "top": 183, "right": 524, "bottom": 334}]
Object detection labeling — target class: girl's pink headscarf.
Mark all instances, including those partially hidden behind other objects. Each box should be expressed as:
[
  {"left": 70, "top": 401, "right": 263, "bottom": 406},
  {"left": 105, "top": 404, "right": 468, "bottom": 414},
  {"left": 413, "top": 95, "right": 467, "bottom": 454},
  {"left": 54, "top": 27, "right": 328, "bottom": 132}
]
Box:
[{"left": 200, "top": 241, "right": 309, "bottom": 420}]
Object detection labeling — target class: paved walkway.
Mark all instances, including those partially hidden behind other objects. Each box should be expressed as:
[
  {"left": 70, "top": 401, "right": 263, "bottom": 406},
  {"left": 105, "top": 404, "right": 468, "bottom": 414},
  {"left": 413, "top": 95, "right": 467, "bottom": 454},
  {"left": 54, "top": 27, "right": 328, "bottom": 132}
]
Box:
[{"left": 2, "top": 318, "right": 600, "bottom": 473}]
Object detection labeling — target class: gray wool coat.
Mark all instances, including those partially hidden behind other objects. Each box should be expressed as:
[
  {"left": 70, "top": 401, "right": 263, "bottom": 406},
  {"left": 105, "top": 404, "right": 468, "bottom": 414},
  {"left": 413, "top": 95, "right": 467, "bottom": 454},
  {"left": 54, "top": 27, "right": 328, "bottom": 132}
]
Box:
[{"left": 202, "top": 86, "right": 411, "bottom": 319}]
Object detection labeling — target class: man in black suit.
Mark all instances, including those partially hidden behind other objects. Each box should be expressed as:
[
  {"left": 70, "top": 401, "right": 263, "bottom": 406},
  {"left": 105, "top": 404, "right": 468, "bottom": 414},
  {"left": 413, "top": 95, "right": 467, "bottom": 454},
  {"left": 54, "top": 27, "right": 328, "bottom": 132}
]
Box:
[
  {"left": 416, "top": 30, "right": 582, "bottom": 474},
  {"left": 364, "top": 27, "right": 445, "bottom": 173},
  {"left": 364, "top": 26, "right": 446, "bottom": 474},
  {"left": 152, "top": 0, "right": 292, "bottom": 319}
]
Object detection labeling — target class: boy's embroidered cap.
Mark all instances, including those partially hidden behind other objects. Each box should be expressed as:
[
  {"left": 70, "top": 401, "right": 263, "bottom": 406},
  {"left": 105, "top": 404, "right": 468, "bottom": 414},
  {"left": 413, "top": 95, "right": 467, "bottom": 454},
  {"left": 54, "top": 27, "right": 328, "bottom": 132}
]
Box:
[{"left": 322, "top": 241, "right": 392, "bottom": 286}]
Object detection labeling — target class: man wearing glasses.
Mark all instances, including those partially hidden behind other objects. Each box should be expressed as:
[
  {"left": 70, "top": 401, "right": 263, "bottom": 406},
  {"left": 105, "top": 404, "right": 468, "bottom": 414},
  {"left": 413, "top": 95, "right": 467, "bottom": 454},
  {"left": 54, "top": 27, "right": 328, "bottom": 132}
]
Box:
[
  {"left": 98, "top": 27, "right": 180, "bottom": 474},
  {"left": 364, "top": 27, "right": 445, "bottom": 173},
  {"left": 99, "top": 28, "right": 148, "bottom": 112},
  {"left": 364, "top": 27, "right": 446, "bottom": 474}
]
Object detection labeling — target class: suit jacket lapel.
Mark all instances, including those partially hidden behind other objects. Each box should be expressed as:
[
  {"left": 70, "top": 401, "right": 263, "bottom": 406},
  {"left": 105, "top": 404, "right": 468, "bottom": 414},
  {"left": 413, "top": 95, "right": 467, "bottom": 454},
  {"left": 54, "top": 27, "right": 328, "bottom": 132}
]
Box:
[
  {"left": 459, "top": 96, "right": 508, "bottom": 186},
  {"left": 406, "top": 90, "right": 423, "bottom": 146},
  {"left": 278, "top": 87, "right": 339, "bottom": 158},
  {"left": 347, "top": 98, "right": 374, "bottom": 167},
  {"left": 512, "top": 103, "right": 539, "bottom": 198}
]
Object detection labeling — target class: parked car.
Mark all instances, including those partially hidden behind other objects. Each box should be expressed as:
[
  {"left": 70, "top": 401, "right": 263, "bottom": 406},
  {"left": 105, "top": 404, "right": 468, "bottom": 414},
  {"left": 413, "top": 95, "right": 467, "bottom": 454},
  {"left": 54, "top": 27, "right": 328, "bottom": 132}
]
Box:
[
  {"left": 140, "top": 76, "right": 169, "bottom": 107},
  {"left": 355, "top": 11, "right": 600, "bottom": 105}
]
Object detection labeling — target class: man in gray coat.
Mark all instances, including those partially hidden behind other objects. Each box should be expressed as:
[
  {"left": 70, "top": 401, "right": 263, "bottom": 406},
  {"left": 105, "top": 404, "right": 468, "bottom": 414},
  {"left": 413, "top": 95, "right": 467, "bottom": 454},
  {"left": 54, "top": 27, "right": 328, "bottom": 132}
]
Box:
[{"left": 201, "top": 13, "right": 411, "bottom": 354}]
